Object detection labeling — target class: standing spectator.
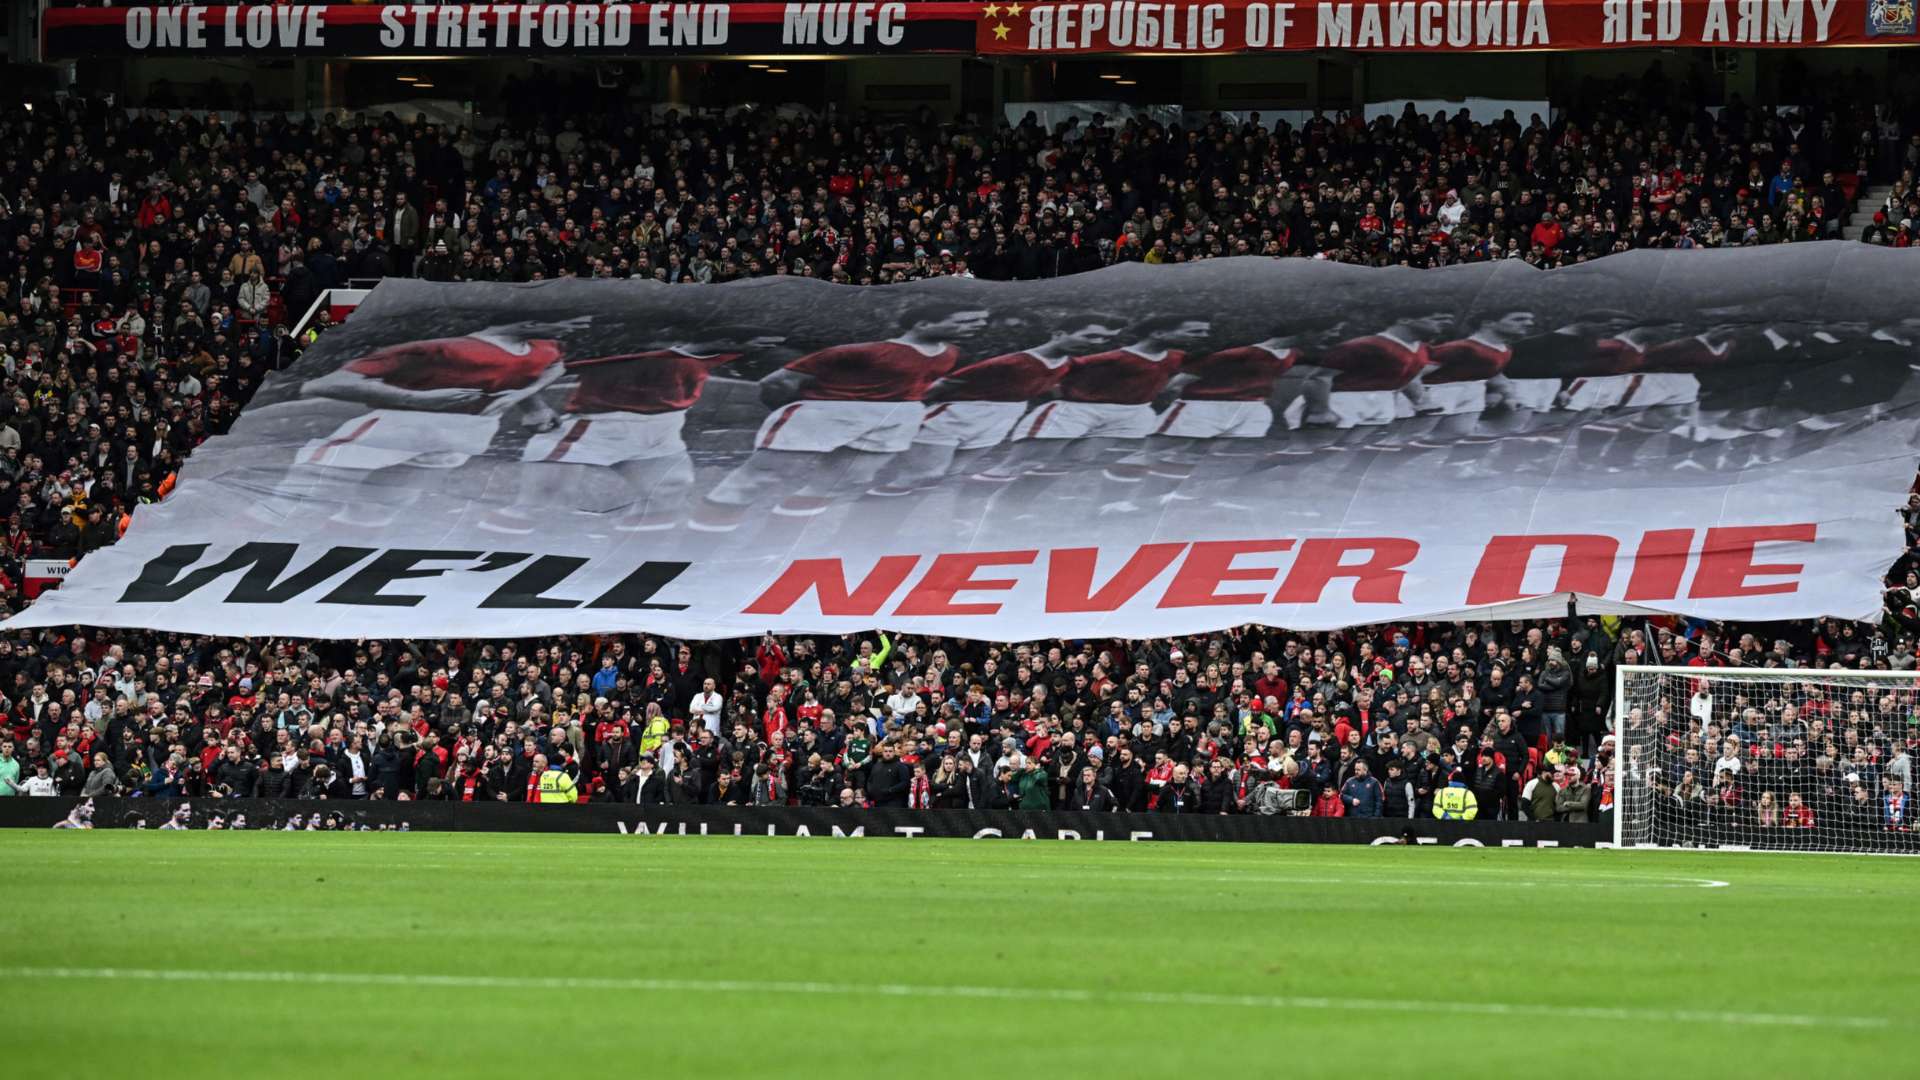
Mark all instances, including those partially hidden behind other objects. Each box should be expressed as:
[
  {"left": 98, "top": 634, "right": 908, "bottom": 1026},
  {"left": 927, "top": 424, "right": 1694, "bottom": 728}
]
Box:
[
  {"left": 1312, "top": 778, "right": 1345, "bottom": 817},
  {"left": 390, "top": 193, "right": 421, "bottom": 275},
  {"left": 0, "top": 741, "right": 22, "bottom": 796},
  {"left": 1556, "top": 766, "right": 1593, "bottom": 823},
  {"left": 1340, "top": 760, "right": 1384, "bottom": 817},
  {"left": 634, "top": 755, "right": 668, "bottom": 806},
  {"left": 1066, "top": 765, "right": 1115, "bottom": 811},
  {"left": 865, "top": 740, "right": 909, "bottom": 808},
  {"left": 20, "top": 761, "right": 57, "bottom": 796},
  {"left": 1537, "top": 648, "right": 1572, "bottom": 744},
  {"left": 690, "top": 678, "right": 724, "bottom": 735},
  {"left": 1017, "top": 754, "right": 1052, "bottom": 811}
]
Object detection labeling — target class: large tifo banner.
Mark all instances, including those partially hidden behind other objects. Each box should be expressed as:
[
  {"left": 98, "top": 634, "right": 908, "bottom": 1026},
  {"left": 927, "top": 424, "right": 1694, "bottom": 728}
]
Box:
[
  {"left": 40, "top": 0, "right": 1917, "bottom": 58},
  {"left": 9, "top": 246, "right": 1920, "bottom": 640}
]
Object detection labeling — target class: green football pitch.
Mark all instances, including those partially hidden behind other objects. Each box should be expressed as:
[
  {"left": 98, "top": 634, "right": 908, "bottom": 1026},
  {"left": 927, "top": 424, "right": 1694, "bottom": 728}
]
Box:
[{"left": 5, "top": 832, "right": 1912, "bottom": 1078}]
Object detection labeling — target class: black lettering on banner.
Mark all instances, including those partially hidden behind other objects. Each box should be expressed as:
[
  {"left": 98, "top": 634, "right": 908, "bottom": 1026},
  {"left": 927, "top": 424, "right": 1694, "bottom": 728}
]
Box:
[
  {"left": 119, "top": 543, "right": 376, "bottom": 603},
  {"left": 585, "top": 561, "right": 693, "bottom": 609},
  {"left": 466, "top": 552, "right": 532, "bottom": 575},
  {"left": 480, "top": 555, "right": 590, "bottom": 609},
  {"left": 319, "top": 549, "right": 483, "bottom": 607}
]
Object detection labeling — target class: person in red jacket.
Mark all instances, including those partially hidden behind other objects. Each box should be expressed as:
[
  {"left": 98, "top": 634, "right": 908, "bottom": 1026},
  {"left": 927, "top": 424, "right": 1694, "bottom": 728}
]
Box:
[
  {"left": 1313, "top": 785, "right": 1346, "bottom": 817},
  {"left": 1530, "top": 212, "right": 1565, "bottom": 256},
  {"left": 755, "top": 635, "right": 787, "bottom": 686},
  {"left": 1144, "top": 750, "right": 1175, "bottom": 810},
  {"left": 761, "top": 685, "right": 790, "bottom": 743}
]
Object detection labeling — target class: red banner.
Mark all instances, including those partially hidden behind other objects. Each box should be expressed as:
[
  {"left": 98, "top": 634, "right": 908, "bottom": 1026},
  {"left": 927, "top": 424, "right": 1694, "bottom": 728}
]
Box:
[
  {"left": 978, "top": 0, "right": 1912, "bottom": 53},
  {"left": 39, "top": 1, "right": 1919, "bottom": 58}
]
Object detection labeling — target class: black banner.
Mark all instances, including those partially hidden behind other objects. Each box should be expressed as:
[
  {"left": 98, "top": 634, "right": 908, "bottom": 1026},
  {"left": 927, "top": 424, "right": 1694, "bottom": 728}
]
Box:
[{"left": 5, "top": 796, "right": 1607, "bottom": 846}]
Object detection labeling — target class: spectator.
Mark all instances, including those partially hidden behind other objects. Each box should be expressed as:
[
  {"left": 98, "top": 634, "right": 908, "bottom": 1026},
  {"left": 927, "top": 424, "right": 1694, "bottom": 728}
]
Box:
[
  {"left": 1556, "top": 767, "right": 1593, "bottom": 823},
  {"left": 865, "top": 740, "right": 909, "bottom": 808},
  {"left": 1340, "top": 760, "right": 1383, "bottom": 817},
  {"left": 20, "top": 760, "right": 57, "bottom": 796}
]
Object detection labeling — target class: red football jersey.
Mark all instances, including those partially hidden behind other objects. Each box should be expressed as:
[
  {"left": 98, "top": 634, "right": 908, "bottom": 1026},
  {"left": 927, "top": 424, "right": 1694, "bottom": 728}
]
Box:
[
  {"left": 344, "top": 337, "right": 562, "bottom": 411},
  {"left": 926, "top": 351, "right": 1069, "bottom": 402},
  {"left": 1644, "top": 336, "right": 1732, "bottom": 373},
  {"left": 787, "top": 341, "right": 959, "bottom": 402},
  {"left": 1179, "top": 344, "right": 1297, "bottom": 401},
  {"left": 563, "top": 349, "right": 741, "bottom": 414},
  {"left": 1314, "top": 335, "right": 1430, "bottom": 391},
  {"left": 1057, "top": 347, "right": 1187, "bottom": 405},
  {"left": 1586, "top": 337, "right": 1651, "bottom": 375},
  {"left": 1426, "top": 337, "right": 1512, "bottom": 383}
]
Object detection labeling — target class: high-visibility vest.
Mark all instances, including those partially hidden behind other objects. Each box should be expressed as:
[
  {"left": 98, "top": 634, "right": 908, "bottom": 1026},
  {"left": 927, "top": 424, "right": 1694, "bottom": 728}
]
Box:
[
  {"left": 1433, "top": 785, "right": 1478, "bottom": 820},
  {"left": 537, "top": 769, "right": 577, "bottom": 804},
  {"left": 639, "top": 716, "right": 670, "bottom": 754}
]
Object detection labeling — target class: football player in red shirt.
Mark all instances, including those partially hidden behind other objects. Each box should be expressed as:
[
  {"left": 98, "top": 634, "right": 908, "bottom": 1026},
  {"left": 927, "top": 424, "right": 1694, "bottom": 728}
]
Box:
[
  {"left": 1102, "top": 317, "right": 1348, "bottom": 511},
  {"left": 1555, "top": 318, "right": 1688, "bottom": 468},
  {"left": 882, "top": 313, "right": 1126, "bottom": 491},
  {"left": 1293, "top": 313, "right": 1452, "bottom": 447},
  {"left": 478, "top": 327, "right": 786, "bottom": 535},
  {"left": 1402, "top": 310, "right": 1536, "bottom": 476},
  {"left": 1485, "top": 310, "right": 1634, "bottom": 435},
  {"left": 1469, "top": 310, "right": 1636, "bottom": 481},
  {"left": 998, "top": 315, "right": 1212, "bottom": 512},
  {"left": 1589, "top": 322, "right": 1727, "bottom": 471},
  {"left": 272, "top": 320, "right": 582, "bottom": 528},
  {"left": 690, "top": 302, "right": 990, "bottom": 533}
]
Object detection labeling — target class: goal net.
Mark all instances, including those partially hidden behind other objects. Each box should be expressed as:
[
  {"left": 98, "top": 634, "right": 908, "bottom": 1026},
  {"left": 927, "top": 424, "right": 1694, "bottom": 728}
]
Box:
[{"left": 1615, "top": 665, "right": 1918, "bottom": 854}]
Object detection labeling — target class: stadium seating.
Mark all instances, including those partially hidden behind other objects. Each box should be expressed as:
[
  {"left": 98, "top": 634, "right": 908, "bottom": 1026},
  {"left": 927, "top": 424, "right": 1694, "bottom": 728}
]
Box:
[{"left": 1, "top": 87, "right": 1916, "bottom": 832}]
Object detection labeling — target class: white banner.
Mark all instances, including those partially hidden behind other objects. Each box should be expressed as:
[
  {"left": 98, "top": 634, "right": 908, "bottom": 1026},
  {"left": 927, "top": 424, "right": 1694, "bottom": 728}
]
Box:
[{"left": 9, "top": 246, "right": 1919, "bottom": 639}]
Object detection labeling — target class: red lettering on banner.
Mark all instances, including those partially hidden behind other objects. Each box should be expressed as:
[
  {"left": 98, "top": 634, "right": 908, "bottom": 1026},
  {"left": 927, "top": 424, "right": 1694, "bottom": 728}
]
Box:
[
  {"left": 741, "top": 556, "right": 919, "bottom": 616},
  {"left": 1465, "top": 534, "right": 1618, "bottom": 605},
  {"left": 1688, "top": 524, "right": 1817, "bottom": 598},
  {"left": 1045, "top": 544, "right": 1188, "bottom": 612},
  {"left": 1159, "top": 540, "right": 1295, "bottom": 607},
  {"left": 1272, "top": 538, "right": 1419, "bottom": 604},
  {"left": 894, "top": 550, "right": 1037, "bottom": 616},
  {"left": 1625, "top": 528, "right": 1694, "bottom": 601}
]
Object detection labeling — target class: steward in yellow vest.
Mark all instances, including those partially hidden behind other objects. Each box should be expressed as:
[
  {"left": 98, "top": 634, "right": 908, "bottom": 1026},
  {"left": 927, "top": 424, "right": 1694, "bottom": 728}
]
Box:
[
  {"left": 536, "top": 757, "right": 578, "bottom": 804},
  {"left": 1433, "top": 773, "right": 1479, "bottom": 820}
]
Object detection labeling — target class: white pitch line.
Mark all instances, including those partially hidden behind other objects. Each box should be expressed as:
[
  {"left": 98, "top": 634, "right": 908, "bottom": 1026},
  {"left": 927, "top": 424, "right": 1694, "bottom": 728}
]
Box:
[
  {"left": 1010, "top": 872, "right": 1731, "bottom": 889},
  {"left": 0, "top": 966, "right": 1887, "bottom": 1030}
]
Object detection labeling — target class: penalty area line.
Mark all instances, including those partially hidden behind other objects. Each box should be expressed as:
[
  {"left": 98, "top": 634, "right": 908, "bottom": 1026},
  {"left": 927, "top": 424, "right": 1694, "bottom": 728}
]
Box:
[{"left": 0, "top": 966, "right": 1887, "bottom": 1030}]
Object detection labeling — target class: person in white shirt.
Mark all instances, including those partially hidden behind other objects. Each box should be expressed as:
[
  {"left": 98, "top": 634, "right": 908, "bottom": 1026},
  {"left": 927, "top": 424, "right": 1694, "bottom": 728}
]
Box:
[
  {"left": 885, "top": 680, "right": 924, "bottom": 726},
  {"left": 21, "top": 762, "right": 58, "bottom": 796},
  {"left": 1712, "top": 735, "right": 1743, "bottom": 778},
  {"left": 1437, "top": 189, "right": 1466, "bottom": 235},
  {"left": 689, "top": 678, "right": 725, "bottom": 736}
]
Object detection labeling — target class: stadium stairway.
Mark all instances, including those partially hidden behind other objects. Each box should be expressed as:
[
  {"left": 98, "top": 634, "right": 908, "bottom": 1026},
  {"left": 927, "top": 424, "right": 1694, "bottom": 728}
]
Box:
[{"left": 1845, "top": 182, "right": 1898, "bottom": 238}]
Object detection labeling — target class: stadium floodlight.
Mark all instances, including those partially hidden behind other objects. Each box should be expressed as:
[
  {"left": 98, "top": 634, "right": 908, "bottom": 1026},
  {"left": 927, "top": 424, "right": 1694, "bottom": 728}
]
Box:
[{"left": 1614, "top": 665, "right": 1918, "bottom": 854}]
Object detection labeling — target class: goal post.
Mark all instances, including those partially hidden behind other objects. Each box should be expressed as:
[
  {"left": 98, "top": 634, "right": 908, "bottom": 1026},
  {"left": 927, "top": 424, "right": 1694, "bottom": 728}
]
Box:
[{"left": 1613, "top": 665, "right": 1919, "bottom": 854}]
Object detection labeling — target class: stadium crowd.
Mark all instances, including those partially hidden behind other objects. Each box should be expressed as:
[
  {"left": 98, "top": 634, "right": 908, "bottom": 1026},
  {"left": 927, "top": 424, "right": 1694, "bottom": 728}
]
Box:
[
  {"left": 0, "top": 608, "right": 1917, "bottom": 835},
  {"left": 2, "top": 76, "right": 1914, "bottom": 560},
  {"left": 0, "top": 77, "right": 1918, "bottom": 838}
]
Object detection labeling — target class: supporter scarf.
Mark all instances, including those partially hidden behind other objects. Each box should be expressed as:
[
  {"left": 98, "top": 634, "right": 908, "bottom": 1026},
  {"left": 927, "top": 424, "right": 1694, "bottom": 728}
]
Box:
[
  {"left": 1145, "top": 761, "right": 1173, "bottom": 809},
  {"left": 908, "top": 773, "right": 930, "bottom": 810}
]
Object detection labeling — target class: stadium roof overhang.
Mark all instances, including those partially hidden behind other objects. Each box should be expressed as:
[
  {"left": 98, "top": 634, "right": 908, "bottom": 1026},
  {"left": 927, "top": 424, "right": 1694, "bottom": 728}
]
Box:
[{"left": 40, "top": 1, "right": 1920, "bottom": 61}]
